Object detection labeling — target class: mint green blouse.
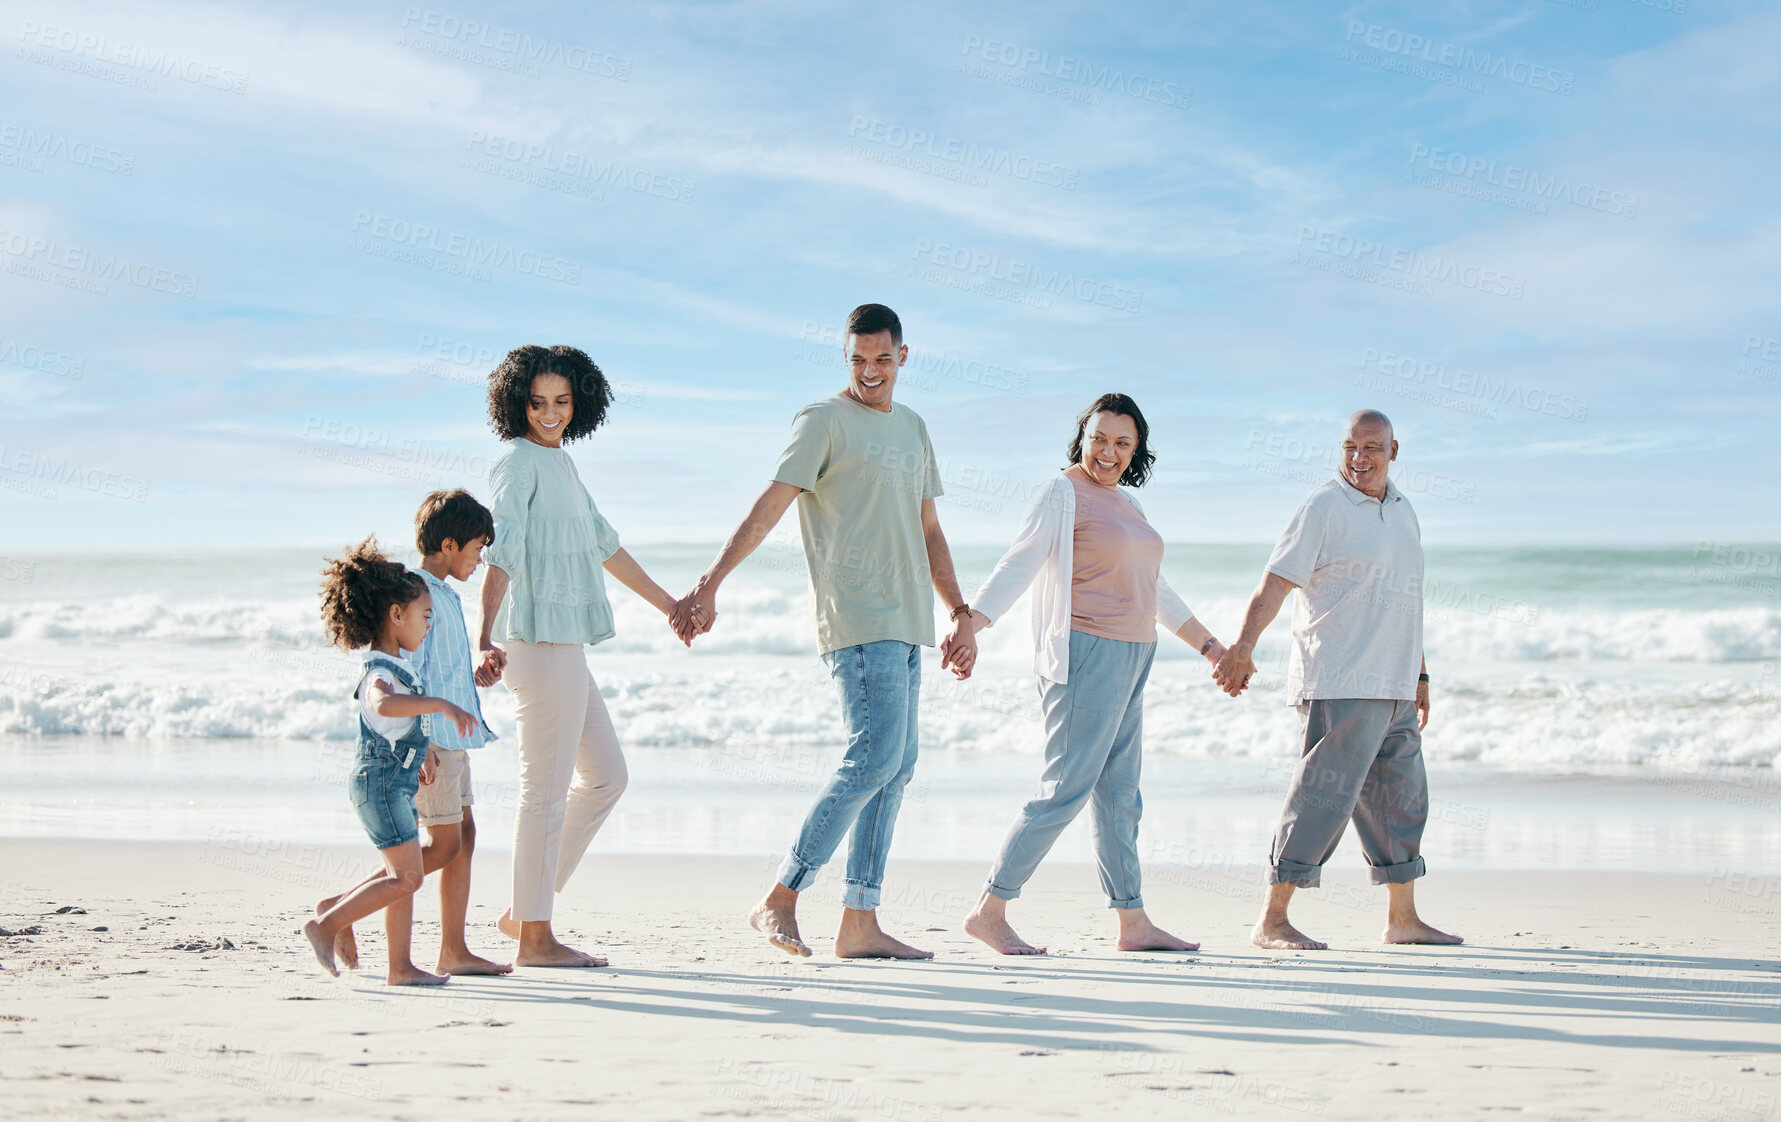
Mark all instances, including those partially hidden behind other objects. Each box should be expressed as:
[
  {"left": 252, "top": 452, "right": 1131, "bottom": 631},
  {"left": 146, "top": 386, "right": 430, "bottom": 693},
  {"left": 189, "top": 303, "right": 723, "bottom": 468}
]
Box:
[{"left": 484, "top": 438, "right": 622, "bottom": 646}]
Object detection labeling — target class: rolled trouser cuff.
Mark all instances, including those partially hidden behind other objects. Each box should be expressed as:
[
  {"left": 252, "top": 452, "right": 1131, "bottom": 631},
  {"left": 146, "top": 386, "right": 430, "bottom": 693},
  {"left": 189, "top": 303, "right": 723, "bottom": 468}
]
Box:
[
  {"left": 1107, "top": 894, "right": 1144, "bottom": 910},
  {"left": 777, "top": 851, "right": 820, "bottom": 893},
  {"left": 984, "top": 880, "right": 1022, "bottom": 902},
  {"left": 840, "top": 880, "right": 880, "bottom": 911},
  {"left": 1368, "top": 856, "right": 1426, "bottom": 885},
  {"left": 1269, "top": 859, "right": 1322, "bottom": 888}
]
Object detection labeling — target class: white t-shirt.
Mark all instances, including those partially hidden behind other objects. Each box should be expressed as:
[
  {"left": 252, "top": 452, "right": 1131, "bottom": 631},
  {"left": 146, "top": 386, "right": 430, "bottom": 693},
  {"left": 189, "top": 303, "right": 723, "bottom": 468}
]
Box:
[
  {"left": 357, "top": 655, "right": 421, "bottom": 741},
  {"left": 1265, "top": 477, "right": 1424, "bottom": 703}
]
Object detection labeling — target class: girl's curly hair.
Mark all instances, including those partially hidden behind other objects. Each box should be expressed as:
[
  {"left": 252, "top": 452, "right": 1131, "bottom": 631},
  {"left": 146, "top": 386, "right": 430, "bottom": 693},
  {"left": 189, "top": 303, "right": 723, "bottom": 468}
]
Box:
[
  {"left": 318, "top": 536, "right": 427, "bottom": 651},
  {"left": 486, "top": 344, "right": 611, "bottom": 443}
]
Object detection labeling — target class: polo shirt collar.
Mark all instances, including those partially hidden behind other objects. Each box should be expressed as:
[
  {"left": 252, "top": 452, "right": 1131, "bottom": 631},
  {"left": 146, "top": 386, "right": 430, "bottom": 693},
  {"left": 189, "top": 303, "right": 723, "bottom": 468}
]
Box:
[{"left": 1336, "top": 475, "right": 1402, "bottom": 505}]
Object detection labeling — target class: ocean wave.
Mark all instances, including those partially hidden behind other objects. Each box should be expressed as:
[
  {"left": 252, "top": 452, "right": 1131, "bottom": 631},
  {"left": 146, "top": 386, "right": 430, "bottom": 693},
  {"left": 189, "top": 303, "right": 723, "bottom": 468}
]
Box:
[
  {"left": 6, "top": 592, "right": 1778, "bottom": 666},
  {"left": 4, "top": 652, "right": 1777, "bottom": 771}
]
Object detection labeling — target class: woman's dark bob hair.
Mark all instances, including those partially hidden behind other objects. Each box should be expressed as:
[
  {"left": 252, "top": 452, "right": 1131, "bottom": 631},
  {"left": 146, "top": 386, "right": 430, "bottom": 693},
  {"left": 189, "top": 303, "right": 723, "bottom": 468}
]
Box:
[
  {"left": 1066, "top": 393, "right": 1155, "bottom": 487},
  {"left": 487, "top": 344, "right": 612, "bottom": 444}
]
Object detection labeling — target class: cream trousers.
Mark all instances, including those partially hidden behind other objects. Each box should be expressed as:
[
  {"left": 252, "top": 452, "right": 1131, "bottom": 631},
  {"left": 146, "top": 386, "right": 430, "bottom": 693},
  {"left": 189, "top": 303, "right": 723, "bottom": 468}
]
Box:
[{"left": 503, "top": 641, "right": 628, "bottom": 922}]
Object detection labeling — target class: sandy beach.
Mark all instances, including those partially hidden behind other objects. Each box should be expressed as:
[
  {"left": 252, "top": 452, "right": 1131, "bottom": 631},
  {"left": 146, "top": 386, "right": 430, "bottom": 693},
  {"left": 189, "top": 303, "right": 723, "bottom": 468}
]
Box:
[{"left": 4, "top": 839, "right": 1778, "bottom": 1121}]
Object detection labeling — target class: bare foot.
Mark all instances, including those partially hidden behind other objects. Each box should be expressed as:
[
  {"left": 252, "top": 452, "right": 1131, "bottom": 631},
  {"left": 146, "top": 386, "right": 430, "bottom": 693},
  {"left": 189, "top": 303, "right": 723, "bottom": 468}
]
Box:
[
  {"left": 301, "top": 919, "right": 339, "bottom": 978},
  {"left": 1116, "top": 914, "right": 1199, "bottom": 953},
  {"left": 964, "top": 909, "right": 1046, "bottom": 955},
  {"left": 1251, "top": 917, "right": 1328, "bottom": 951},
  {"left": 748, "top": 901, "right": 812, "bottom": 958},
  {"left": 437, "top": 952, "right": 514, "bottom": 976},
  {"left": 836, "top": 929, "right": 934, "bottom": 960},
  {"left": 1384, "top": 919, "right": 1464, "bottom": 945},
  {"left": 317, "top": 895, "right": 357, "bottom": 970},
  {"left": 516, "top": 937, "right": 607, "bottom": 968},
  {"left": 387, "top": 964, "right": 450, "bottom": 987},
  {"left": 496, "top": 909, "right": 521, "bottom": 941}
]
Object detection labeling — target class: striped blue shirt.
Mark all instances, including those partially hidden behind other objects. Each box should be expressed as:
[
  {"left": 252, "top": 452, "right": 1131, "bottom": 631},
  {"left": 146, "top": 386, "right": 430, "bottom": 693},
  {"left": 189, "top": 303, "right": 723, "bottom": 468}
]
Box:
[{"left": 407, "top": 568, "right": 498, "bottom": 751}]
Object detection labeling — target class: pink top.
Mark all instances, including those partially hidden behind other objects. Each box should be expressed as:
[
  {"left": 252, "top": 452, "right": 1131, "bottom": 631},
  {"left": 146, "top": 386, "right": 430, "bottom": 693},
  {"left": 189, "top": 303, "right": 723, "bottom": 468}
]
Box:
[{"left": 1067, "top": 467, "right": 1165, "bottom": 643}]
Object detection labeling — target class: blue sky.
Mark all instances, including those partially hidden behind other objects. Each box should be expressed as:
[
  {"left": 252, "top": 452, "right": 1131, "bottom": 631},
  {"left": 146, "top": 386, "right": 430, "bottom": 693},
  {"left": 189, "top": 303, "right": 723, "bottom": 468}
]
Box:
[{"left": 1, "top": 0, "right": 1775, "bottom": 549}]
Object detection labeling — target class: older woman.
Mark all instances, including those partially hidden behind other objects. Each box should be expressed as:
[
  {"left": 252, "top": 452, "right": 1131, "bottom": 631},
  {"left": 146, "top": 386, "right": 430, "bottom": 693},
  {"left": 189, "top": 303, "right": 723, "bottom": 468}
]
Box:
[
  {"left": 963, "top": 393, "right": 1226, "bottom": 955},
  {"left": 476, "top": 344, "right": 681, "bottom": 968}
]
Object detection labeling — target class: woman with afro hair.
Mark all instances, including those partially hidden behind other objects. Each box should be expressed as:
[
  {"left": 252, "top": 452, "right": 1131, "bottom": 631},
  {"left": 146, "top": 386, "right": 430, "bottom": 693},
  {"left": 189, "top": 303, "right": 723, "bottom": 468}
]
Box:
[{"left": 475, "top": 344, "right": 682, "bottom": 968}]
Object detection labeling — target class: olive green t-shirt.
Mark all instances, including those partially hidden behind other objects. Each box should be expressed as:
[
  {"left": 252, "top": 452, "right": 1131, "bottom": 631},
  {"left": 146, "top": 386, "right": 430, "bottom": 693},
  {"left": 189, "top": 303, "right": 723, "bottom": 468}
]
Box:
[{"left": 772, "top": 394, "right": 944, "bottom": 654}]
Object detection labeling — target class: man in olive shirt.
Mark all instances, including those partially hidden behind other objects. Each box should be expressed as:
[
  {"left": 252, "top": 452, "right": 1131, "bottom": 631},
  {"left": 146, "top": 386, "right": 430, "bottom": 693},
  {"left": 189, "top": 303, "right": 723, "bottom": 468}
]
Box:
[
  {"left": 1214, "top": 410, "right": 1461, "bottom": 951},
  {"left": 673, "top": 303, "right": 977, "bottom": 959}
]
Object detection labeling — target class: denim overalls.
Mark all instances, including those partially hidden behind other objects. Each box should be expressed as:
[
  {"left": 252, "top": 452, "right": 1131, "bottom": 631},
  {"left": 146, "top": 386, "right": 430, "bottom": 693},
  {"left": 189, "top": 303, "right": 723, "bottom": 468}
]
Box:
[{"left": 348, "top": 654, "right": 430, "bottom": 851}]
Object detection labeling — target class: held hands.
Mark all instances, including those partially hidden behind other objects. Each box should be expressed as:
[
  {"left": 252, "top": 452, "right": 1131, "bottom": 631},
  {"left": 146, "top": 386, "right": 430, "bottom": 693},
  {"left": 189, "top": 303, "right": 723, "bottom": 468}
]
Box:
[
  {"left": 474, "top": 644, "right": 506, "bottom": 687},
  {"left": 1211, "top": 644, "right": 1256, "bottom": 698},
  {"left": 669, "top": 583, "right": 717, "bottom": 646},
  {"left": 939, "top": 611, "right": 978, "bottom": 680},
  {"left": 418, "top": 745, "right": 440, "bottom": 787}
]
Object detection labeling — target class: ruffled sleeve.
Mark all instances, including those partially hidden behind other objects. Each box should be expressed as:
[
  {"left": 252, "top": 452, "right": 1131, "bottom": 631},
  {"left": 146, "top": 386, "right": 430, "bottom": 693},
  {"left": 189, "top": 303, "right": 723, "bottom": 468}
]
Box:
[
  {"left": 590, "top": 503, "right": 621, "bottom": 562},
  {"left": 483, "top": 447, "right": 535, "bottom": 576}
]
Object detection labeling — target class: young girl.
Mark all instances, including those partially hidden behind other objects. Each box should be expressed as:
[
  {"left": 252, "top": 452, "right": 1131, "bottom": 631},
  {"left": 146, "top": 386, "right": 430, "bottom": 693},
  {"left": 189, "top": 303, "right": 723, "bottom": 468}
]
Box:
[{"left": 304, "top": 537, "right": 478, "bottom": 986}]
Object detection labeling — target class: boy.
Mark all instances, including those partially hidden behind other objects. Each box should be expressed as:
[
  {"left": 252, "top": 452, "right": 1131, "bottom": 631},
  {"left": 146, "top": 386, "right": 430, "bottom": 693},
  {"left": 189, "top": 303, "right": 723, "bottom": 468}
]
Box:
[{"left": 318, "top": 489, "right": 511, "bottom": 975}]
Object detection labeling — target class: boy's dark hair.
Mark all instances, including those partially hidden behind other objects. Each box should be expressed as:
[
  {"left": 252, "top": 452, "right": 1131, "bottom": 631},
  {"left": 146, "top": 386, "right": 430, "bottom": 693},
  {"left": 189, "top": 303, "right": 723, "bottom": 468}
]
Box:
[
  {"left": 486, "top": 344, "right": 611, "bottom": 443},
  {"left": 845, "top": 303, "right": 902, "bottom": 346},
  {"left": 1066, "top": 393, "right": 1156, "bottom": 488},
  {"left": 319, "top": 536, "right": 427, "bottom": 651},
  {"left": 415, "top": 489, "right": 495, "bottom": 556}
]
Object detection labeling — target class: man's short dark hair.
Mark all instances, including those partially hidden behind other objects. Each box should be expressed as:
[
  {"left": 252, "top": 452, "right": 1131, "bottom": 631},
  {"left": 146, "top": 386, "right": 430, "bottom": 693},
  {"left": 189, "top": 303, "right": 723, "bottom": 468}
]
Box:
[
  {"left": 845, "top": 303, "right": 902, "bottom": 346},
  {"left": 415, "top": 488, "right": 495, "bottom": 555}
]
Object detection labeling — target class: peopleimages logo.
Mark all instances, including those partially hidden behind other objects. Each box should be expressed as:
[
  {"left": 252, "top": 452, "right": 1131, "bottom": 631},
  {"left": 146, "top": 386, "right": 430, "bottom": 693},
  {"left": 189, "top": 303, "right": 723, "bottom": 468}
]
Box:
[
  {"left": 463, "top": 129, "right": 693, "bottom": 203},
  {"left": 847, "top": 117, "right": 1078, "bottom": 190},
  {"left": 1342, "top": 22, "right": 1575, "bottom": 94},
  {"left": 1296, "top": 227, "right": 1526, "bottom": 301},
  {"left": 1406, "top": 144, "right": 1638, "bottom": 218},
  {"left": 0, "top": 123, "right": 135, "bottom": 175},
  {"left": 399, "top": 8, "right": 630, "bottom": 79},
  {"left": 16, "top": 21, "right": 249, "bottom": 93},
  {"left": 960, "top": 35, "right": 1191, "bottom": 109},
  {"left": 0, "top": 228, "right": 199, "bottom": 298},
  {"left": 1359, "top": 347, "right": 1588, "bottom": 422},
  {"left": 349, "top": 211, "right": 582, "bottom": 286},
  {"left": 910, "top": 240, "right": 1143, "bottom": 313}
]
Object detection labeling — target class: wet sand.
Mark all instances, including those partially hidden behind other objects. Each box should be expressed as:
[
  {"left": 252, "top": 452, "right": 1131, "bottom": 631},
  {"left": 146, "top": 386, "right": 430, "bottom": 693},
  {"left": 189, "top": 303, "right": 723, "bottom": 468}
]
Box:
[{"left": 4, "top": 839, "right": 1779, "bottom": 1120}]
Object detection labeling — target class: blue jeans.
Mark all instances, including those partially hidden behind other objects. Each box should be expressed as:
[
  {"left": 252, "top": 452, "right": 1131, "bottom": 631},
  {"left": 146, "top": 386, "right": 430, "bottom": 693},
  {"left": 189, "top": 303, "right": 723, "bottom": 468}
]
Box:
[
  {"left": 986, "top": 631, "right": 1154, "bottom": 909},
  {"left": 777, "top": 640, "right": 921, "bottom": 910}
]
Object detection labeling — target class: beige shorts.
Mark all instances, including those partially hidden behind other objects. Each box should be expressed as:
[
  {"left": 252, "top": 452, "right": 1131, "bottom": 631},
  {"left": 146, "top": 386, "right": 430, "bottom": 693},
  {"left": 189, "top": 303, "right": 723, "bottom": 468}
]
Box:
[{"left": 414, "top": 747, "right": 474, "bottom": 828}]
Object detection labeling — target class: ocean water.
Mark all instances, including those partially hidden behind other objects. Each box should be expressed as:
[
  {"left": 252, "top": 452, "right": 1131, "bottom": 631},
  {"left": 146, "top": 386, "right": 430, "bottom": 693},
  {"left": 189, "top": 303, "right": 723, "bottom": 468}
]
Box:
[{"left": 1, "top": 542, "right": 1777, "bottom": 774}]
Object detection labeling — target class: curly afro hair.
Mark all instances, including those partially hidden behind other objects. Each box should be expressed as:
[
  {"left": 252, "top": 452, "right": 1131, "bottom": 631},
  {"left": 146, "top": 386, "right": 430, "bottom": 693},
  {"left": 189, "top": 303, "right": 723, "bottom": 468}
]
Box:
[
  {"left": 318, "top": 536, "right": 427, "bottom": 651},
  {"left": 1066, "top": 392, "right": 1156, "bottom": 488},
  {"left": 486, "top": 344, "right": 611, "bottom": 443}
]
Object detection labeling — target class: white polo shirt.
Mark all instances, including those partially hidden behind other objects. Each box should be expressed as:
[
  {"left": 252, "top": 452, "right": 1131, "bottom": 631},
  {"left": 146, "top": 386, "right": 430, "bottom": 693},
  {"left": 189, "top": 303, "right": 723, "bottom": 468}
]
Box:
[{"left": 1265, "top": 476, "right": 1424, "bottom": 703}]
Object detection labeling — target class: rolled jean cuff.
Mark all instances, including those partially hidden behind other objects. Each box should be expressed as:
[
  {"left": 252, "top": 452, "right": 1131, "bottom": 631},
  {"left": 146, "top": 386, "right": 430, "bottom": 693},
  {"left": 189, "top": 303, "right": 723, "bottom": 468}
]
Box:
[
  {"left": 1268, "top": 858, "right": 1322, "bottom": 888},
  {"left": 841, "top": 880, "right": 880, "bottom": 911},
  {"left": 1368, "top": 856, "right": 1426, "bottom": 885},
  {"left": 777, "top": 851, "right": 820, "bottom": 893},
  {"left": 984, "top": 880, "right": 1021, "bottom": 902},
  {"left": 1107, "top": 894, "right": 1144, "bottom": 910}
]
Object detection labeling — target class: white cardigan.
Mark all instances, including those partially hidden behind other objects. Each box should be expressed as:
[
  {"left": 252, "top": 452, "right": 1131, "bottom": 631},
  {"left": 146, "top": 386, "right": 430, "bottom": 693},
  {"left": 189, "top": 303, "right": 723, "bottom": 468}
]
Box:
[{"left": 973, "top": 472, "right": 1195, "bottom": 684}]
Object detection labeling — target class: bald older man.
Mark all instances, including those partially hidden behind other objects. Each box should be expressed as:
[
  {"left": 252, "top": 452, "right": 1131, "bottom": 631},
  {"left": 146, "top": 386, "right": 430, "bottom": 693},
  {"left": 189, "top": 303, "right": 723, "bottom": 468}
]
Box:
[{"left": 1214, "top": 410, "right": 1460, "bottom": 950}]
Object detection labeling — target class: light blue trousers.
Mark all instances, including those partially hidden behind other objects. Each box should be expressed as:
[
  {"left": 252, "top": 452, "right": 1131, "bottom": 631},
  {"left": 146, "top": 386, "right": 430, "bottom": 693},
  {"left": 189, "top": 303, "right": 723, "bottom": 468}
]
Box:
[
  {"left": 777, "top": 640, "right": 921, "bottom": 910},
  {"left": 987, "top": 631, "right": 1155, "bottom": 909}
]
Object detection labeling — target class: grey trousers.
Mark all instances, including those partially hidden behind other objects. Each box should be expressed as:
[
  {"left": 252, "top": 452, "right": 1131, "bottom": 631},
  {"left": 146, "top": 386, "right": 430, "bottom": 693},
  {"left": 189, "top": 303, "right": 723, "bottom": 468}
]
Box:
[
  {"left": 985, "top": 631, "right": 1154, "bottom": 909},
  {"left": 1268, "top": 698, "right": 1428, "bottom": 887}
]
